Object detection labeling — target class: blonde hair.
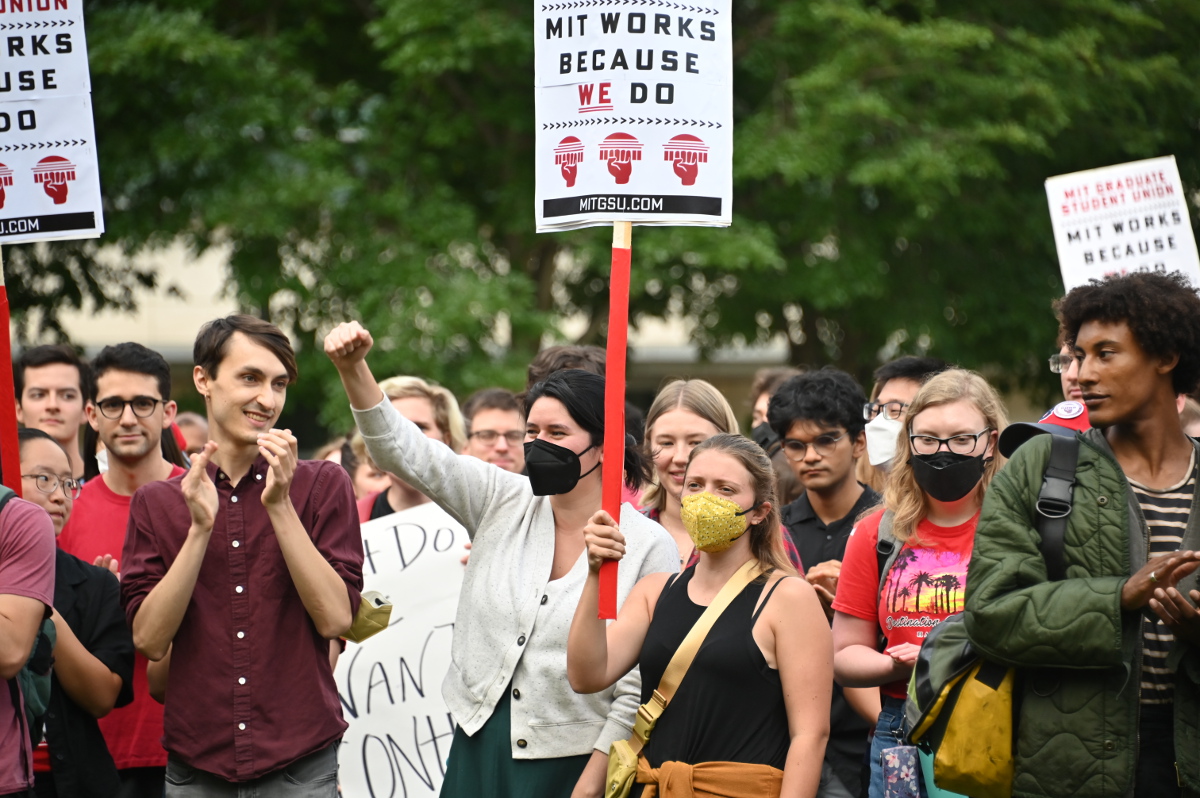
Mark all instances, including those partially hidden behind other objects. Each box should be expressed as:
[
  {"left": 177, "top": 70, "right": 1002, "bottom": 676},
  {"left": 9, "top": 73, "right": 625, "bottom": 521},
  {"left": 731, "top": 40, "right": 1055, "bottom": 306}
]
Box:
[
  {"left": 378, "top": 375, "right": 467, "bottom": 452},
  {"left": 686, "top": 433, "right": 796, "bottom": 576},
  {"left": 642, "top": 379, "right": 740, "bottom": 512},
  {"left": 882, "top": 369, "right": 1008, "bottom": 543}
]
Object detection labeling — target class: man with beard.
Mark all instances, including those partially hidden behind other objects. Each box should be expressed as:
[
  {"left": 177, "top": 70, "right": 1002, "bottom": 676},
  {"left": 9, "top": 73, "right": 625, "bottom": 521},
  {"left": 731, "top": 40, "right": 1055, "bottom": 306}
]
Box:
[{"left": 57, "top": 342, "right": 187, "bottom": 798}]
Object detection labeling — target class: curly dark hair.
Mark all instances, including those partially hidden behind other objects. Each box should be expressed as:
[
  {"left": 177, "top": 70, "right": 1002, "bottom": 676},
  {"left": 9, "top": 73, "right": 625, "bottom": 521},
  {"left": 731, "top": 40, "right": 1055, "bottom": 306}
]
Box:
[
  {"left": 767, "top": 367, "right": 868, "bottom": 442},
  {"left": 1056, "top": 271, "right": 1200, "bottom": 394}
]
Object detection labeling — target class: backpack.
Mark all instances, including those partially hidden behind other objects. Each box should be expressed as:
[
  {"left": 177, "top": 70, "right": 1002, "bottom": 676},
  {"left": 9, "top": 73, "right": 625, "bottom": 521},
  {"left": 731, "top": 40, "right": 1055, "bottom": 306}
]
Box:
[
  {"left": 0, "top": 486, "right": 57, "bottom": 747},
  {"left": 899, "top": 433, "right": 1080, "bottom": 798}
]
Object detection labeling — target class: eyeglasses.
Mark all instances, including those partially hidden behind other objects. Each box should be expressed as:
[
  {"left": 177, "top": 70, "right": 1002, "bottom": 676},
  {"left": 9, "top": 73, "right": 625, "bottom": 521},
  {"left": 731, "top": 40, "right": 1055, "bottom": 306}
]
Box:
[
  {"left": 864, "top": 401, "right": 908, "bottom": 421},
  {"left": 22, "top": 473, "right": 83, "bottom": 500},
  {"left": 781, "top": 431, "right": 847, "bottom": 461},
  {"left": 1048, "top": 353, "right": 1073, "bottom": 374},
  {"left": 467, "top": 430, "right": 524, "bottom": 446},
  {"left": 96, "top": 396, "right": 165, "bottom": 419},
  {"left": 909, "top": 429, "right": 993, "bottom": 456}
]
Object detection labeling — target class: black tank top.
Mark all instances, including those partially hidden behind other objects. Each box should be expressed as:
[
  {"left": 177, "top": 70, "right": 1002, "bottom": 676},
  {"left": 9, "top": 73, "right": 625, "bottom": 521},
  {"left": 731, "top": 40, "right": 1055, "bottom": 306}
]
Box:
[{"left": 636, "top": 565, "right": 792, "bottom": 771}]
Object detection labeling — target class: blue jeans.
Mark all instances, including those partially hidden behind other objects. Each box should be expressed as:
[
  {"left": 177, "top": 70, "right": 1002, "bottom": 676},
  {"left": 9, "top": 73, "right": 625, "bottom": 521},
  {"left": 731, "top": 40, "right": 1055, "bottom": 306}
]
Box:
[
  {"left": 869, "top": 697, "right": 926, "bottom": 798},
  {"left": 164, "top": 743, "right": 338, "bottom": 798}
]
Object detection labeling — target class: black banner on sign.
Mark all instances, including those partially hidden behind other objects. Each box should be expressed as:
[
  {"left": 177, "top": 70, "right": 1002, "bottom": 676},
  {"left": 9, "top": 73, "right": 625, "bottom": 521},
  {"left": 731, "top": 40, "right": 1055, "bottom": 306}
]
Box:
[
  {"left": 0, "top": 211, "right": 95, "bottom": 238},
  {"left": 543, "top": 194, "right": 722, "bottom": 218}
]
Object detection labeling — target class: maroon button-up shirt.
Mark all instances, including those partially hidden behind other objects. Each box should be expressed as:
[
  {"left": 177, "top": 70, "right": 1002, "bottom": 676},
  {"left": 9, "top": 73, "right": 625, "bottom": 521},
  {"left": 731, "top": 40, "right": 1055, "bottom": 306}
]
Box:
[{"left": 121, "top": 457, "right": 363, "bottom": 782}]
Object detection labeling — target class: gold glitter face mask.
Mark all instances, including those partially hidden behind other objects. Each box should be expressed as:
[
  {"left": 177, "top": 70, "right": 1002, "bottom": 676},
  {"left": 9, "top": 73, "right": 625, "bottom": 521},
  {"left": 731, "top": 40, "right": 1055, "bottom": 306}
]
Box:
[{"left": 680, "top": 492, "right": 758, "bottom": 553}]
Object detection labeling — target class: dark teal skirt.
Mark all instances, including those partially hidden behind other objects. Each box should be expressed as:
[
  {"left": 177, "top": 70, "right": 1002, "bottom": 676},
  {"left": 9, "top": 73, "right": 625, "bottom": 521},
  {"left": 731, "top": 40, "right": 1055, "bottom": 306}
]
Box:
[{"left": 439, "top": 686, "right": 593, "bottom": 798}]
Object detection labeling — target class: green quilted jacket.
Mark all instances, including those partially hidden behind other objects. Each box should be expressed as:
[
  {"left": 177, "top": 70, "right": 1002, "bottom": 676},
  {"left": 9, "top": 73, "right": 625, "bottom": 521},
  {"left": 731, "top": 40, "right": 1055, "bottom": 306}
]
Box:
[{"left": 964, "top": 428, "right": 1200, "bottom": 798}]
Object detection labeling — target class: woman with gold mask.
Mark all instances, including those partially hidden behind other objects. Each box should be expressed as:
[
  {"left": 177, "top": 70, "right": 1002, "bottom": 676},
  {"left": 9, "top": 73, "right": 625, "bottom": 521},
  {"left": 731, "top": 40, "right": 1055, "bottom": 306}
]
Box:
[{"left": 567, "top": 433, "right": 832, "bottom": 798}]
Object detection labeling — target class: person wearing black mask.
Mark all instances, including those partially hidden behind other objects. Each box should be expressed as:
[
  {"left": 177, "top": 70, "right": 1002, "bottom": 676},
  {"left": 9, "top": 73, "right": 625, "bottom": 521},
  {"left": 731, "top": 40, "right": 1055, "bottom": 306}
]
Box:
[
  {"left": 829, "top": 369, "right": 1007, "bottom": 798},
  {"left": 324, "top": 322, "right": 679, "bottom": 798}
]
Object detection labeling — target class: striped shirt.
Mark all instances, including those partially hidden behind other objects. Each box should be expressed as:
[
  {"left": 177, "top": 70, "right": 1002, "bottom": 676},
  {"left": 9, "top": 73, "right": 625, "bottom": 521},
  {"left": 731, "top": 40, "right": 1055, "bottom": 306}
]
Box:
[{"left": 1130, "top": 449, "right": 1196, "bottom": 705}]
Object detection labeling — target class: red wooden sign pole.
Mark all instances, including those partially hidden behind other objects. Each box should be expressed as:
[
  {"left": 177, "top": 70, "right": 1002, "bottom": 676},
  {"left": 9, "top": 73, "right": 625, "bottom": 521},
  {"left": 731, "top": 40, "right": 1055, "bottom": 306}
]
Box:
[
  {"left": 599, "top": 221, "right": 632, "bottom": 619},
  {"left": 0, "top": 247, "right": 22, "bottom": 496}
]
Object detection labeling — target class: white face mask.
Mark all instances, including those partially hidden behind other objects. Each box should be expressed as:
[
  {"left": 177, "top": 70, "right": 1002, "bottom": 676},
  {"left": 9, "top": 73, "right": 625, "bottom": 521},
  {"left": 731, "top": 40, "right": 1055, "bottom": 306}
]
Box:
[
  {"left": 864, "top": 413, "right": 903, "bottom": 467},
  {"left": 95, "top": 447, "right": 109, "bottom": 474}
]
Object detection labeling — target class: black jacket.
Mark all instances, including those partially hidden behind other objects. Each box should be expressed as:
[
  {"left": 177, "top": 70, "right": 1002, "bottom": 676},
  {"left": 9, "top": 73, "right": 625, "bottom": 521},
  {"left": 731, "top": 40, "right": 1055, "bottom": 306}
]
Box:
[{"left": 44, "top": 549, "right": 134, "bottom": 798}]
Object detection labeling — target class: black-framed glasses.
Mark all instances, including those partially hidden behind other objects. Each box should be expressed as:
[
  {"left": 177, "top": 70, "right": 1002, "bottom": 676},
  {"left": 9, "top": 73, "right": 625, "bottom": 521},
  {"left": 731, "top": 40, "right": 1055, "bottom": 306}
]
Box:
[
  {"left": 22, "top": 473, "right": 83, "bottom": 499},
  {"left": 95, "top": 396, "right": 165, "bottom": 419},
  {"left": 864, "top": 400, "right": 908, "bottom": 421},
  {"left": 909, "top": 428, "right": 993, "bottom": 456},
  {"left": 1048, "top": 353, "right": 1073, "bottom": 374},
  {"left": 467, "top": 430, "right": 524, "bottom": 446},
  {"left": 781, "top": 431, "right": 847, "bottom": 461}
]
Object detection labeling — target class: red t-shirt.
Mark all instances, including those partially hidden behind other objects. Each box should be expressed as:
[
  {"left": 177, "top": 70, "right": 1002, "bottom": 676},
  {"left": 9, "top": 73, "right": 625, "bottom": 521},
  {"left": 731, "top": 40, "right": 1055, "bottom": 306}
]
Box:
[
  {"left": 57, "top": 468, "right": 185, "bottom": 770},
  {"left": 832, "top": 508, "right": 978, "bottom": 698}
]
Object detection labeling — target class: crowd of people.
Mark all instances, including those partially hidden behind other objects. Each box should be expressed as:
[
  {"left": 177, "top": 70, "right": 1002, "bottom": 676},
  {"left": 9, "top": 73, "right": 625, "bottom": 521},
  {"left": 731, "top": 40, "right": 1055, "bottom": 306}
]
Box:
[{"left": 2, "top": 269, "right": 1200, "bottom": 798}]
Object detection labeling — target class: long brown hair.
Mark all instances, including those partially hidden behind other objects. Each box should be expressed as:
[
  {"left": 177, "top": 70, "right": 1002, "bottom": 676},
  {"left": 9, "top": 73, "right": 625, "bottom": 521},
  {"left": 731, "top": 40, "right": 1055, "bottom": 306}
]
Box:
[
  {"left": 882, "top": 369, "right": 1008, "bottom": 543},
  {"left": 686, "top": 433, "right": 796, "bottom": 575}
]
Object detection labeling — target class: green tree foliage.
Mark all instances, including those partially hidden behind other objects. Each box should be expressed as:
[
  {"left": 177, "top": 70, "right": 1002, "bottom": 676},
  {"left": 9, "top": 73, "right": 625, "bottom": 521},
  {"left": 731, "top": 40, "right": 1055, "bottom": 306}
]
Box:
[{"left": 8, "top": 0, "right": 1200, "bottom": 423}]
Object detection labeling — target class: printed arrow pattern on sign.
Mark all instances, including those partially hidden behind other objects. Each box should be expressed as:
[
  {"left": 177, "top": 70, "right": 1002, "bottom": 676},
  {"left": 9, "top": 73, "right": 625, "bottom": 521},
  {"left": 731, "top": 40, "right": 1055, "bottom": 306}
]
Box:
[
  {"left": 541, "top": 2, "right": 717, "bottom": 13},
  {"left": 0, "top": 140, "right": 88, "bottom": 152},
  {"left": 0, "top": 19, "right": 75, "bottom": 30},
  {"left": 543, "top": 119, "right": 721, "bottom": 129}
]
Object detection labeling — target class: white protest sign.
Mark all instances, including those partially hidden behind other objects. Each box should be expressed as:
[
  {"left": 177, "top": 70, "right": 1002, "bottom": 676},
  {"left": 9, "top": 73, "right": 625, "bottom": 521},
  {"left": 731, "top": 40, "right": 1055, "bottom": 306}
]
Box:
[
  {"left": 534, "top": 0, "right": 732, "bottom": 231},
  {"left": 0, "top": 0, "right": 102, "bottom": 244},
  {"left": 1044, "top": 156, "right": 1200, "bottom": 292},
  {"left": 0, "top": 0, "right": 91, "bottom": 99},
  {"left": 335, "top": 503, "right": 466, "bottom": 798}
]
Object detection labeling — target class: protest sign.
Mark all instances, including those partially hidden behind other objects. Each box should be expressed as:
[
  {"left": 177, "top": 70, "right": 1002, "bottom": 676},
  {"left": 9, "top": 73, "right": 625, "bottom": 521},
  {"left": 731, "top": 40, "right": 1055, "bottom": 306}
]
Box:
[
  {"left": 1044, "top": 156, "right": 1200, "bottom": 292},
  {"left": 335, "top": 503, "right": 466, "bottom": 798},
  {"left": 534, "top": 0, "right": 733, "bottom": 231},
  {"left": 0, "top": 0, "right": 102, "bottom": 491},
  {"left": 0, "top": 0, "right": 102, "bottom": 245}
]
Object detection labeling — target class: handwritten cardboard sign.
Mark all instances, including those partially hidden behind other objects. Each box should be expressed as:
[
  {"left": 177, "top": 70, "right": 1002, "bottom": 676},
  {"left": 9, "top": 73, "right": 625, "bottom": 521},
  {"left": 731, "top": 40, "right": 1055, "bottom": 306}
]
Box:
[{"left": 335, "top": 503, "right": 466, "bottom": 797}]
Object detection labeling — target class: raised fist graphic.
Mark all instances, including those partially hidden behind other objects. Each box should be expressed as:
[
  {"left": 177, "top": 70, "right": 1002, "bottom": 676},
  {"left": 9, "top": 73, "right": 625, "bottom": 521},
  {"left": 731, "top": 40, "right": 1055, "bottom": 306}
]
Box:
[
  {"left": 32, "top": 156, "right": 76, "bottom": 205},
  {"left": 599, "top": 133, "right": 642, "bottom": 186},
  {"left": 554, "top": 137, "right": 584, "bottom": 188},
  {"left": 663, "top": 135, "right": 709, "bottom": 187},
  {"left": 0, "top": 164, "right": 12, "bottom": 209}
]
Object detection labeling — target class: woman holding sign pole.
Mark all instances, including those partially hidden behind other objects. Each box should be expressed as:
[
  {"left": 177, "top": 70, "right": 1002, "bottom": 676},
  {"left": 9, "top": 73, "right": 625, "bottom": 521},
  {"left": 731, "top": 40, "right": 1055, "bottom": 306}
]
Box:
[
  {"left": 567, "top": 433, "right": 831, "bottom": 797},
  {"left": 325, "top": 322, "right": 679, "bottom": 798}
]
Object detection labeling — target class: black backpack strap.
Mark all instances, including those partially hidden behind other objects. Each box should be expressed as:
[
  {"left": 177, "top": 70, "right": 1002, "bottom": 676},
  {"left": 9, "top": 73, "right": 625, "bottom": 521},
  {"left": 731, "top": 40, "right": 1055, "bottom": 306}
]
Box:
[
  {"left": 1035, "top": 435, "right": 1079, "bottom": 581},
  {"left": 875, "top": 511, "right": 900, "bottom": 650}
]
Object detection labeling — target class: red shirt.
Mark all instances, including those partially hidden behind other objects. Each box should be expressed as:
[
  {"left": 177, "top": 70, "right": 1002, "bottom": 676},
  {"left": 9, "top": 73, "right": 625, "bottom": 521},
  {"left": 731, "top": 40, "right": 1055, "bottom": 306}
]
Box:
[
  {"left": 57, "top": 467, "right": 186, "bottom": 770},
  {"left": 0, "top": 499, "right": 56, "bottom": 794},
  {"left": 121, "top": 457, "right": 363, "bottom": 782},
  {"left": 832, "top": 508, "right": 978, "bottom": 698}
]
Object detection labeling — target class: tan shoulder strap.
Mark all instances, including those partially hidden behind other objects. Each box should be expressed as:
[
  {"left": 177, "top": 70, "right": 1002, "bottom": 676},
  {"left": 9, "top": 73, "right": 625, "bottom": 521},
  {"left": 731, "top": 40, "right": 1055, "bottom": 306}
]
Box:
[{"left": 628, "top": 558, "right": 763, "bottom": 751}]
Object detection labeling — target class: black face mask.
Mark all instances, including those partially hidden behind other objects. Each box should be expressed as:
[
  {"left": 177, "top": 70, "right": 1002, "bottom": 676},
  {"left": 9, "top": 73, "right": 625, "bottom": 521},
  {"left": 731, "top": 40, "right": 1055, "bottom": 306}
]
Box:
[
  {"left": 909, "top": 451, "right": 989, "bottom": 503},
  {"left": 751, "top": 422, "right": 780, "bottom": 456},
  {"left": 523, "top": 438, "right": 599, "bottom": 496}
]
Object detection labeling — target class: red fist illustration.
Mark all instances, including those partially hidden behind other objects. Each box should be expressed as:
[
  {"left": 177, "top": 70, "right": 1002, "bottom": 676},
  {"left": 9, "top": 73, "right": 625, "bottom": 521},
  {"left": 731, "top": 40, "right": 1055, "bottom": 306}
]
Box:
[
  {"left": 663, "top": 135, "right": 709, "bottom": 187},
  {"left": 554, "top": 137, "right": 585, "bottom": 188},
  {"left": 607, "top": 157, "right": 633, "bottom": 185},
  {"left": 672, "top": 160, "right": 698, "bottom": 186},
  {"left": 561, "top": 162, "right": 578, "bottom": 188},
  {"left": 599, "top": 133, "right": 642, "bottom": 186},
  {"left": 43, "top": 181, "right": 68, "bottom": 204},
  {"left": 32, "top": 156, "right": 76, "bottom": 205},
  {"left": 0, "top": 164, "right": 11, "bottom": 209}
]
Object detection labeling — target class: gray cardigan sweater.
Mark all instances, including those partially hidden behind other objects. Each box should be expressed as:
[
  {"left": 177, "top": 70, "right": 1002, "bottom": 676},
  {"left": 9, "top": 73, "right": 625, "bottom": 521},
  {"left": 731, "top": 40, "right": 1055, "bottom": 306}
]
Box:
[{"left": 354, "top": 398, "right": 679, "bottom": 758}]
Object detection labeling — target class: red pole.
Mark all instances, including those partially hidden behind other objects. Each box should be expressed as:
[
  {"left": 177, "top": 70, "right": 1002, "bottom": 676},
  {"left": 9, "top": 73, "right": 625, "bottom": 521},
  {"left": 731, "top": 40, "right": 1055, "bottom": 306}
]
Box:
[
  {"left": 0, "top": 247, "right": 22, "bottom": 496},
  {"left": 599, "top": 221, "right": 632, "bottom": 619}
]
